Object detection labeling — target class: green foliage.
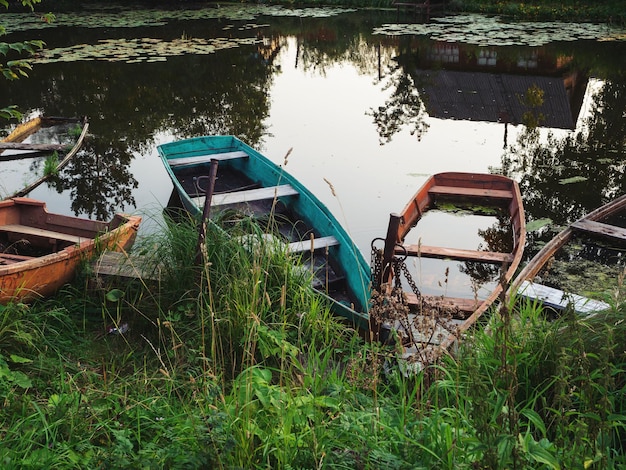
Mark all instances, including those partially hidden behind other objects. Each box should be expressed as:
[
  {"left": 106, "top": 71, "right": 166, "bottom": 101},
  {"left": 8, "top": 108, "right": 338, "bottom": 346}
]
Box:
[
  {"left": 0, "top": 0, "right": 42, "bottom": 9},
  {"left": 0, "top": 104, "right": 21, "bottom": 120},
  {"left": 43, "top": 151, "right": 59, "bottom": 176},
  {"left": 0, "top": 41, "right": 44, "bottom": 80},
  {"left": 450, "top": 0, "right": 626, "bottom": 23},
  {"left": 1, "top": 208, "right": 626, "bottom": 467}
]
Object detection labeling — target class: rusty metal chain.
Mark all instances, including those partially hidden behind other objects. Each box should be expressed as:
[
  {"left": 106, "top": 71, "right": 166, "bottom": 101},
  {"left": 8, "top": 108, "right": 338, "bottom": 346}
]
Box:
[
  {"left": 370, "top": 238, "right": 420, "bottom": 298},
  {"left": 370, "top": 238, "right": 384, "bottom": 290},
  {"left": 396, "top": 258, "right": 420, "bottom": 298}
]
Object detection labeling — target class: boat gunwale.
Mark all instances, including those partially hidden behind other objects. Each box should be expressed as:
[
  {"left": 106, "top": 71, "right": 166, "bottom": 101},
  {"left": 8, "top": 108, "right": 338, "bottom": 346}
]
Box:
[{"left": 381, "top": 171, "right": 526, "bottom": 355}]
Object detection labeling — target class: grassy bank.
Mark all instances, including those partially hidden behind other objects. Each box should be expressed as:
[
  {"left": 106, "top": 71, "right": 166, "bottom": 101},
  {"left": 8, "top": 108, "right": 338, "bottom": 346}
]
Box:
[{"left": 1, "top": 211, "right": 625, "bottom": 468}]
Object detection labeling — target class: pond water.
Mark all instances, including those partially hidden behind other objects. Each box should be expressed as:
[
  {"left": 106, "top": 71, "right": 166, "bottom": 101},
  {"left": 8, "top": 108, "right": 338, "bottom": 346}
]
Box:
[{"left": 1, "top": 5, "right": 625, "bottom": 283}]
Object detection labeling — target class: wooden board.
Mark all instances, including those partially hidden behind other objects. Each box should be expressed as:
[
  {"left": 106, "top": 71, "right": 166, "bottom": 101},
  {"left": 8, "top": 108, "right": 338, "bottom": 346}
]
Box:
[
  {"left": 0, "top": 224, "right": 87, "bottom": 244},
  {"left": 0, "top": 142, "right": 68, "bottom": 151},
  {"left": 288, "top": 236, "right": 338, "bottom": 253},
  {"left": 399, "top": 244, "right": 514, "bottom": 264},
  {"left": 0, "top": 253, "right": 34, "bottom": 264},
  {"left": 93, "top": 251, "right": 161, "bottom": 281},
  {"left": 571, "top": 219, "right": 626, "bottom": 241},
  {"left": 194, "top": 184, "right": 299, "bottom": 207},
  {"left": 168, "top": 151, "right": 248, "bottom": 167},
  {"left": 517, "top": 280, "right": 610, "bottom": 315},
  {"left": 428, "top": 185, "right": 513, "bottom": 201}
]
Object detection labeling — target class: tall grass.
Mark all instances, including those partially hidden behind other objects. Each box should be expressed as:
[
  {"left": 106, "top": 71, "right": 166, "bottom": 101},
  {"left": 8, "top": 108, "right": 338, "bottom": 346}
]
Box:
[{"left": 0, "top": 210, "right": 625, "bottom": 467}]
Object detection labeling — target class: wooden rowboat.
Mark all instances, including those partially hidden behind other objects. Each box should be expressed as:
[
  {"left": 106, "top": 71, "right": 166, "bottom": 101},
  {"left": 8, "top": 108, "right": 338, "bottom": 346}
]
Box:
[
  {"left": 510, "top": 194, "right": 626, "bottom": 315},
  {"left": 0, "top": 197, "right": 141, "bottom": 304},
  {"left": 0, "top": 115, "right": 89, "bottom": 198},
  {"left": 372, "top": 172, "right": 526, "bottom": 365},
  {"left": 157, "top": 135, "right": 370, "bottom": 329}
]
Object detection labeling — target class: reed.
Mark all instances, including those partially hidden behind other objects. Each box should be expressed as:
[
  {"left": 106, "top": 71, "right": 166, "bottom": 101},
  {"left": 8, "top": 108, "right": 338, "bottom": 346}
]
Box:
[{"left": 1, "top": 206, "right": 626, "bottom": 467}]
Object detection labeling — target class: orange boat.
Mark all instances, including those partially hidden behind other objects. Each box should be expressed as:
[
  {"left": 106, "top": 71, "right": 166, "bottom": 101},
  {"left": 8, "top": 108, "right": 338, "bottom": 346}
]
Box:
[
  {"left": 0, "top": 198, "right": 141, "bottom": 303},
  {"left": 372, "top": 172, "right": 525, "bottom": 367}
]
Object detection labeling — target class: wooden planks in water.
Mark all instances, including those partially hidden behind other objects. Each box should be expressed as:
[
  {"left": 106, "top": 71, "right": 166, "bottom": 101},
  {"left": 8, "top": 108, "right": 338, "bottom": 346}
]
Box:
[
  {"left": 428, "top": 185, "right": 514, "bottom": 201},
  {"left": 517, "top": 280, "right": 610, "bottom": 315},
  {"left": 0, "top": 142, "right": 69, "bottom": 152},
  {"left": 571, "top": 219, "right": 626, "bottom": 242}
]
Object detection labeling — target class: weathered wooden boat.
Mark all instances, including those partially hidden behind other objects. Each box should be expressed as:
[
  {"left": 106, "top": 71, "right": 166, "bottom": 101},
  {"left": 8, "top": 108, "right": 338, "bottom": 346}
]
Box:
[
  {"left": 510, "top": 193, "right": 626, "bottom": 315},
  {"left": 0, "top": 115, "right": 89, "bottom": 198},
  {"left": 157, "top": 135, "right": 370, "bottom": 329},
  {"left": 0, "top": 197, "right": 141, "bottom": 304},
  {"left": 372, "top": 172, "right": 526, "bottom": 365}
]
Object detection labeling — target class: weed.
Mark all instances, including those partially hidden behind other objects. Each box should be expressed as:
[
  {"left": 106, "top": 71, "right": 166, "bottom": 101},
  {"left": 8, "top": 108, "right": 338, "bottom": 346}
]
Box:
[{"left": 43, "top": 151, "right": 59, "bottom": 177}]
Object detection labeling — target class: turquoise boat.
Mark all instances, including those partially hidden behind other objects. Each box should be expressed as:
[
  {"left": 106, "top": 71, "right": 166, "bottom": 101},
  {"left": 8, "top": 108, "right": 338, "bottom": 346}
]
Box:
[{"left": 158, "top": 135, "right": 370, "bottom": 329}]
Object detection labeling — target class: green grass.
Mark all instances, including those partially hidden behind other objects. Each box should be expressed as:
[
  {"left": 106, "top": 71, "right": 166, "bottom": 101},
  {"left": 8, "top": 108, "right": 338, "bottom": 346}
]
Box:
[
  {"left": 1, "top": 211, "right": 625, "bottom": 468},
  {"left": 43, "top": 151, "right": 59, "bottom": 177},
  {"left": 449, "top": 0, "right": 626, "bottom": 23}
]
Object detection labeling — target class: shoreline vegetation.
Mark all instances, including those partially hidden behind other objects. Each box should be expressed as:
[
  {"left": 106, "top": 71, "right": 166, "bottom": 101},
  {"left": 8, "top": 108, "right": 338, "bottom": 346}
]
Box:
[
  {"left": 23, "top": 0, "right": 626, "bottom": 24},
  {"left": 448, "top": 0, "right": 625, "bottom": 23},
  {"left": 1, "top": 211, "right": 625, "bottom": 468}
]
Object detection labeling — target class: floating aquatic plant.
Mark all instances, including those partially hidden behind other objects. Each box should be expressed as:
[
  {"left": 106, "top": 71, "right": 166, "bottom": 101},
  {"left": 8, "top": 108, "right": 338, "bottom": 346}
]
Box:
[
  {"left": 0, "top": 5, "right": 357, "bottom": 33},
  {"left": 525, "top": 218, "right": 552, "bottom": 232},
  {"left": 373, "top": 13, "right": 626, "bottom": 46},
  {"left": 32, "top": 36, "right": 263, "bottom": 64},
  {"left": 559, "top": 176, "right": 588, "bottom": 185}
]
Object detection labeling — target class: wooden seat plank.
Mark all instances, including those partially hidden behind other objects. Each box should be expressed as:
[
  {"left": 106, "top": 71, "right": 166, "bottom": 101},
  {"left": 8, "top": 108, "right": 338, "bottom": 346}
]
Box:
[
  {"left": 168, "top": 151, "right": 248, "bottom": 167},
  {"left": 428, "top": 185, "right": 513, "bottom": 200},
  {"left": 0, "top": 224, "right": 87, "bottom": 244},
  {"left": 194, "top": 184, "right": 299, "bottom": 207},
  {"left": 288, "top": 236, "right": 339, "bottom": 253},
  {"left": 0, "top": 253, "right": 34, "bottom": 264},
  {"left": 571, "top": 219, "right": 626, "bottom": 242},
  {"left": 397, "top": 244, "right": 514, "bottom": 264}
]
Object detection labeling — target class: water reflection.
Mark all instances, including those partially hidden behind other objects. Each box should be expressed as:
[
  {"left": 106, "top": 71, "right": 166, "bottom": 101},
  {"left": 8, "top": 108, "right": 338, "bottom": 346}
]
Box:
[
  {"left": 396, "top": 38, "right": 587, "bottom": 131},
  {"left": 53, "top": 138, "right": 138, "bottom": 220},
  {"left": 0, "top": 6, "right": 624, "bottom": 252},
  {"left": 507, "top": 76, "right": 626, "bottom": 223}
]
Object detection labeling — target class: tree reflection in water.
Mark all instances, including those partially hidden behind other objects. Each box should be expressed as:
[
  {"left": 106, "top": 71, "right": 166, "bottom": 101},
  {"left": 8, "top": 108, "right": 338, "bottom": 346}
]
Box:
[
  {"left": 54, "top": 139, "right": 138, "bottom": 221},
  {"left": 505, "top": 75, "right": 626, "bottom": 227}
]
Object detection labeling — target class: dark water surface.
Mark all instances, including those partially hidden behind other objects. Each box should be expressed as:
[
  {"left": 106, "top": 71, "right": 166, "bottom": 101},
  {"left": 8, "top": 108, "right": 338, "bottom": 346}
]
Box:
[{"left": 1, "top": 5, "right": 625, "bottom": 293}]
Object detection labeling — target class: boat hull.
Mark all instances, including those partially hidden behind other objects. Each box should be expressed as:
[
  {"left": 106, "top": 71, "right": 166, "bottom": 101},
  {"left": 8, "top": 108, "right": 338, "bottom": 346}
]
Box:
[
  {"left": 0, "top": 198, "right": 141, "bottom": 303},
  {"left": 158, "top": 135, "right": 370, "bottom": 329},
  {"left": 1, "top": 115, "right": 89, "bottom": 198},
  {"left": 375, "top": 172, "right": 526, "bottom": 360}
]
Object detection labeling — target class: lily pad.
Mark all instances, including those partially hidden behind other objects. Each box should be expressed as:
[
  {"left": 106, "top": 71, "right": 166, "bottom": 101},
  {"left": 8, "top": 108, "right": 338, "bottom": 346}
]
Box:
[
  {"left": 526, "top": 218, "right": 552, "bottom": 232},
  {"left": 32, "top": 36, "right": 263, "bottom": 64},
  {"left": 558, "top": 176, "right": 588, "bottom": 185},
  {"left": 372, "top": 14, "right": 626, "bottom": 46}
]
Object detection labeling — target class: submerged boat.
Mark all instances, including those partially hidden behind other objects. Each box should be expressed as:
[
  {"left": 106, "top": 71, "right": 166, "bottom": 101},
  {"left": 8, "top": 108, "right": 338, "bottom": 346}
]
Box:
[
  {"left": 0, "top": 115, "right": 89, "bottom": 198},
  {"left": 510, "top": 193, "right": 626, "bottom": 315},
  {"left": 372, "top": 172, "right": 526, "bottom": 365},
  {"left": 0, "top": 197, "right": 141, "bottom": 303},
  {"left": 157, "top": 135, "right": 370, "bottom": 329}
]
